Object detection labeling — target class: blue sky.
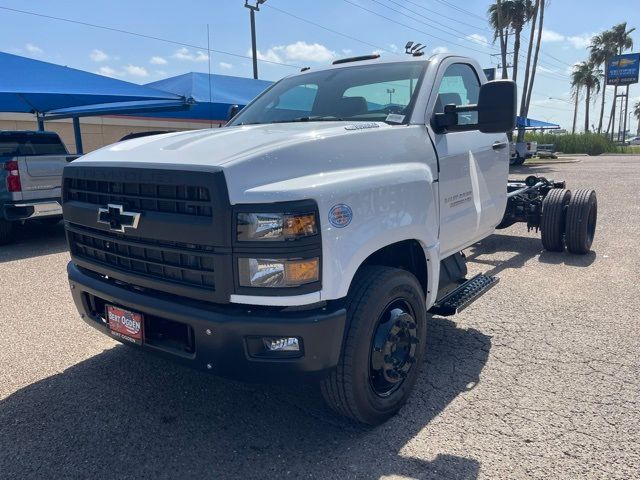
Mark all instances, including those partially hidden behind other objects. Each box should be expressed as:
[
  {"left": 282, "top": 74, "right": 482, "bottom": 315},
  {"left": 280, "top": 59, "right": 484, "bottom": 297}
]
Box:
[{"left": 1, "top": 0, "right": 639, "bottom": 132}]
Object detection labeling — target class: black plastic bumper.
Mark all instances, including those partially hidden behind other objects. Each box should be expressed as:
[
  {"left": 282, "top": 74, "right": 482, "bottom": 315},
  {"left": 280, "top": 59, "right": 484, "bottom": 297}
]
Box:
[{"left": 67, "top": 262, "right": 347, "bottom": 382}]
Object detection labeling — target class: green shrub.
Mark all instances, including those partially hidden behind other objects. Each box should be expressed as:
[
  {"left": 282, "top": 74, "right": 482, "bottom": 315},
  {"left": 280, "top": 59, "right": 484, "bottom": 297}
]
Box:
[{"left": 524, "top": 133, "right": 622, "bottom": 155}]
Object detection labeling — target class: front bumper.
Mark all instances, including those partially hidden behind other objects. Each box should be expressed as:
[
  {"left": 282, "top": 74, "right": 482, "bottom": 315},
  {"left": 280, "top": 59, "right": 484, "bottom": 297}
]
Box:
[
  {"left": 67, "top": 262, "right": 347, "bottom": 382},
  {"left": 3, "top": 199, "right": 62, "bottom": 221}
]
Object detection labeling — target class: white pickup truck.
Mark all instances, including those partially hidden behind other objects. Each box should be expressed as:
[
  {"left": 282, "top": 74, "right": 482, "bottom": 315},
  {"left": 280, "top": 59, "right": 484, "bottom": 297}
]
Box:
[
  {"left": 1, "top": 131, "right": 78, "bottom": 243},
  {"left": 62, "top": 54, "right": 597, "bottom": 425}
]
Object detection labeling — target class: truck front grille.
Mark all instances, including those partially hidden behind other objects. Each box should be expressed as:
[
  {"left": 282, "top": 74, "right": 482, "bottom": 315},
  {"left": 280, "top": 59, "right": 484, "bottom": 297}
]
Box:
[
  {"left": 69, "top": 226, "right": 216, "bottom": 291},
  {"left": 64, "top": 178, "right": 213, "bottom": 217}
]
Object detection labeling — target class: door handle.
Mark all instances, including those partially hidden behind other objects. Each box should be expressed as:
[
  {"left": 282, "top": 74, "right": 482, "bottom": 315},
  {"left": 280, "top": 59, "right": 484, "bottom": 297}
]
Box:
[{"left": 492, "top": 141, "right": 508, "bottom": 150}]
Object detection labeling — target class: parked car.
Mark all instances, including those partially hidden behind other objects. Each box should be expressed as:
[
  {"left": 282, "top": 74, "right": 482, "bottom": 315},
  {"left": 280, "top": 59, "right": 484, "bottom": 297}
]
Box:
[
  {"left": 628, "top": 136, "right": 640, "bottom": 146},
  {"left": 0, "top": 131, "right": 78, "bottom": 244},
  {"left": 62, "top": 54, "right": 597, "bottom": 425}
]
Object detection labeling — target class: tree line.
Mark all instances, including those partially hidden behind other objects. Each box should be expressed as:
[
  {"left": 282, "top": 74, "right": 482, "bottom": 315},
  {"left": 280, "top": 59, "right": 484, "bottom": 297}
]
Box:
[{"left": 487, "top": 1, "right": 639, "bottom": 139}]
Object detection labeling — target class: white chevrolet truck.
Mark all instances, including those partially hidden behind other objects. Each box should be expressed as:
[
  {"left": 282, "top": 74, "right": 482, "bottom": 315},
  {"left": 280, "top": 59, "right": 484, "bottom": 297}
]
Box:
[{"left": 62, "top": 54, "right": 597, "bottom": 425}]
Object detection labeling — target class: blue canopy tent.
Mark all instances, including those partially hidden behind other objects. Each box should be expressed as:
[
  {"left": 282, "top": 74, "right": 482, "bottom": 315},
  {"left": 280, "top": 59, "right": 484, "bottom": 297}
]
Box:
[
  {"left": 516, "top": 116, "right": 561, "bottom": 130},
  {"left": 145, "top": 72, "right": 272, "bottom": 122},
  {"left": 0, "top": 51, "right": 189, "bottom": 152}
]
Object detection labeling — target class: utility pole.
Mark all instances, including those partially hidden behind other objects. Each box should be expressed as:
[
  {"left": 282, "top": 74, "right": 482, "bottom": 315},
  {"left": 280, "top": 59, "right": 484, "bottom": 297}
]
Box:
[
  {"left": 244, "top": 0, "right": 266, "bottom": 80},
  {"left": 386, "top": 88, "right": 395, "bottom": 105}
]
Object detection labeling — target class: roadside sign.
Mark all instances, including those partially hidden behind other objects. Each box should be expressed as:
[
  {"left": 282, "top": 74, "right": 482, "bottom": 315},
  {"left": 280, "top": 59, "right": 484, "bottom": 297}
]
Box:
[
  {"left": 483, "top": 68, "right": 496, "bottom": 81},
  {"left": 606, "top": 53, "right": 640, "bottom": 85}
]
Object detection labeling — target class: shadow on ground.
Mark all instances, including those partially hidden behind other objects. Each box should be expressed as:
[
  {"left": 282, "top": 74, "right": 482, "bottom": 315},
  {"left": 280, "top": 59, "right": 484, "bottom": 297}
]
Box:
[
  {"left": 0, "top": 317, "right": 489, "bottom": 480},
  {"left": 468, "top": 232, "right": 596, "bottom": 275},
  {"left": 0, "top": 221, "right": 67, "bottom": 263}
]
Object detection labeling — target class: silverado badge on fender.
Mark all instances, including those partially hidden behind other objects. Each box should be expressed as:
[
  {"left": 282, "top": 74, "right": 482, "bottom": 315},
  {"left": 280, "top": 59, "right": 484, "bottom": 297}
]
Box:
[{"left": 97, "top": 204, "right": 141, "bottom": 233}]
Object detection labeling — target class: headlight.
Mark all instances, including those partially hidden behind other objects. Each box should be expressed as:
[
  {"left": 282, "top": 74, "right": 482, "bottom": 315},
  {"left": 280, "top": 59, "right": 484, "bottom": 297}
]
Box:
[
  {"left": 237, "top": 212, "right": 317, "bottom": 241},
  {"left": 238, "top": 257, "right": 319, "bottom": 288}
]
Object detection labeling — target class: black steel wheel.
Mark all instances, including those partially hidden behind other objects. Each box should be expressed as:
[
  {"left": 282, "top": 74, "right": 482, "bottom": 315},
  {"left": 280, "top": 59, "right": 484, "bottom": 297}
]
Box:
[
  {"left": 369, "top": 299, "right": 419, "bottom": 397},
  {"left": 541, "top": 188, "right": 571, "bottom": 252},
  {"left": 320, "top": 266, "right": 427, "bottom": 425},
  {"left": 565, "top": 189, "right": 597, "bottom": 254}
]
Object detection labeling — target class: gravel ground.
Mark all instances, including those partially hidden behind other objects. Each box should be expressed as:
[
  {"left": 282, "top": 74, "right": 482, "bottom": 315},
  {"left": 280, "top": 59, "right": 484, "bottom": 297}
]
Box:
[{"left": 1, "top": 155, "right": 638, "bottom": 480}]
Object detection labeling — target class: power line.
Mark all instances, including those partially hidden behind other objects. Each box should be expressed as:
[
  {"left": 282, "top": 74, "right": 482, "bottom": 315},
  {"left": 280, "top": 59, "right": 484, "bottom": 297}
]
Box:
[
  {"left": 0, "top": 4, "right": 301, "bottom": 69},
  {"left": 431, "top": 0, "right": 487, "bottom": 21},
  {"left": 403, "top": 0, "right": 490, "bottom": 32},
  {"left": 264, "top": 3, "right": 399, "bottom": 57},
  {"left": 342, "top": 0, "right": 492, "bottom": 56}
]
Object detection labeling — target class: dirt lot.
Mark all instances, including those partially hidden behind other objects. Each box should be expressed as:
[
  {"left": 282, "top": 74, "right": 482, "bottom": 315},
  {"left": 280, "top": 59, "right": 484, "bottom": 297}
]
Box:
[{"left": 1, "top": 155, "right": 638, "bottom": 480}]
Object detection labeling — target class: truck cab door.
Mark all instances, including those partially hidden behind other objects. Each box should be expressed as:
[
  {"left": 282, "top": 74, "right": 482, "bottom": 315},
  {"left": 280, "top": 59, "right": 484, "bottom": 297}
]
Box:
[{"left": 428, "top": 62, "right": 509, "bottom": 257}]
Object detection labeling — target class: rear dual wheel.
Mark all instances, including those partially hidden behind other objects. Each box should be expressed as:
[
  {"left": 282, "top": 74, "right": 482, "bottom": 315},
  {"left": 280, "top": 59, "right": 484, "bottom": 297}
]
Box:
[
  {"left": 541, "top": 188, "right": 597, "bottom": 254},
  {"left": 320, "top": 267, "right": 427, "bottom": 425}
]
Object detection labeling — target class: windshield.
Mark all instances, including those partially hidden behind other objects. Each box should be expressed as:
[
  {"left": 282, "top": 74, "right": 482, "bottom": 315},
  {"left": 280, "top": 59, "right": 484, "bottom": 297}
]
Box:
[{"left": 230, "top": 61, "right": 427, "bottom": 126}]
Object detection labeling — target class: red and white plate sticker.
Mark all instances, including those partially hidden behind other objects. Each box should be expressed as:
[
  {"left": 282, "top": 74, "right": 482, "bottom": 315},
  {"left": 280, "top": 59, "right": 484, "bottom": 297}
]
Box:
[{"left": 106, "top": 305, "right": 143, "bottom": 345}]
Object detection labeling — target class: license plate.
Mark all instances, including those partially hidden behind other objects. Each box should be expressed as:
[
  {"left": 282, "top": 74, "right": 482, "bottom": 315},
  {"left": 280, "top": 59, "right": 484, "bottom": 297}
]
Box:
[{"left": 106, "top": 305, "right": 144, "bottom": 345}]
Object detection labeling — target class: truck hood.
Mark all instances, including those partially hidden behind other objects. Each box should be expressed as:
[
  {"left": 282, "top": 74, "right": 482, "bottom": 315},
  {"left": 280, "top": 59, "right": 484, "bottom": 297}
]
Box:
[
  {"left": 74, "top": 122, "right": 386, "bottom": 168},
  {"left": 71, "top": 121, "right": 428, "bottom": 204}
]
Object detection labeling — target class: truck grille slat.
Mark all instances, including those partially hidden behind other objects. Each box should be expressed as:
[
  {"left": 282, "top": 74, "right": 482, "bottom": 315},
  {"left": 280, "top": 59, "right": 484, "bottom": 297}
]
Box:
[
  {"left": 63, "top": 167, "right": 231, "bottom": 303},
  {"left": 65, "top": 179, "right": 213, "bottom": 217},
  {"left": 70, "top": 229, "right": 217, "bottom": 290}
]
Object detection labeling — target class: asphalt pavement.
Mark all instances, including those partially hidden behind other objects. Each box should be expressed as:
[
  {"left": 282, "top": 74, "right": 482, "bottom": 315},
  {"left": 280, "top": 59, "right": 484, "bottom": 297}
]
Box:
[{"left": 1, "top": 155, "right": 638, "bottom": 479}]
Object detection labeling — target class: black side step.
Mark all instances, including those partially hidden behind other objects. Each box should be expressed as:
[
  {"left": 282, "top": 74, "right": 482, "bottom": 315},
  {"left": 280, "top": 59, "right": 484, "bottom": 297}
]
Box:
[{"left": 429, "top": 274, "right": 499, "bottom": 317}]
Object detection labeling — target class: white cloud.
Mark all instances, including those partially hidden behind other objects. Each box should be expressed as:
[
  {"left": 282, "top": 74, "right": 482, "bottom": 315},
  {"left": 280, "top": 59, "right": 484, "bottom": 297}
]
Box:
[
  {"left": 566, "top": 34, "right": 592, "bottom": 49},
  {"left": 97, "top": 66, "right": 117, "bottom": 77},
  {"left": 541, "top": 29, "right": 565, "bottom": 42},
  {"left": 219, "top": 61, "right": 233, "bottom": 70},
  {"left": 24, "top": 43, "right": 43, "bottom": 56},
  {"left": 253, "top": 48, "right": 284, "bottom": 64},
  {"left": 123, "top": 64, "right": 149, "bottom": 77},
  {"left": 280, "top": 41, "right": 335, "bottom": 62},
  {"left": 389, "top": 43, "right": 399, "bottom": 52},
  {"left": 89, "top": 49, "right": 109, "bottom": 62},
  {"left": 539, "top": 65, "right": 557, "bottom": 74},
  {"left": 150, "top": 56, "right": 168, "bottom": 65},
  {"left": 96, "top": 64, "right": 148, "bottom": 78},
  {"left": 252, "top": 41, "right": 336, "bottom": 65},
  {"left": 432, "top": 46, "right": 449, "bottom": 54},
  {"left": 542, "top": 29, "right": 593, "bottom": 49},
  {"left": 342, "top": 48, "right": 353, "bottom": 55},
  {"left": 172, "top": 47, "right": 209, "bottom": 62},
  {"left": 466, "top": 33, "right": 489, "bottom": 47}
]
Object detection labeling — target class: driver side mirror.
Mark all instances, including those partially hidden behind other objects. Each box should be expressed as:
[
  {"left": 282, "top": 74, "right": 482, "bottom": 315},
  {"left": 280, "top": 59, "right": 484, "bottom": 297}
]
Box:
[{"left": 433, "top": 80, "right": 516, "bottom": 134}]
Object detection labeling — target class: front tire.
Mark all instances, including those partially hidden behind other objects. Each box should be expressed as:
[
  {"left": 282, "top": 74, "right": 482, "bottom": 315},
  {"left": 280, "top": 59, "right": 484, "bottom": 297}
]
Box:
[{"left": 321, "top": 266, "right": 428, "bottom": 425}]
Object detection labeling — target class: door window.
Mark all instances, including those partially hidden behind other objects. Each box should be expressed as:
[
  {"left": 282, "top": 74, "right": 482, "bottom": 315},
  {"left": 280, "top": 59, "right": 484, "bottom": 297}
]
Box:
[{"left": 435, "top": 63, "right": 481, "bottom": 125}]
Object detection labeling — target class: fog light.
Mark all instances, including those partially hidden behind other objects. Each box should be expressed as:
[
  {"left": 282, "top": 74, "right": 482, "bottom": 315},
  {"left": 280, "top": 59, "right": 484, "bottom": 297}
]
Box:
[{"left": 263, "top": 337, "right": 300, "bottom": 352}]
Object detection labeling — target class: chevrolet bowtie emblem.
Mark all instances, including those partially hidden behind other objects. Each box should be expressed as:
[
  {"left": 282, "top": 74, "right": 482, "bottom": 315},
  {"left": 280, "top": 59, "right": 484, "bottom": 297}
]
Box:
[{"left": 97, "top": 204, "right": 141, "bottom": 233}]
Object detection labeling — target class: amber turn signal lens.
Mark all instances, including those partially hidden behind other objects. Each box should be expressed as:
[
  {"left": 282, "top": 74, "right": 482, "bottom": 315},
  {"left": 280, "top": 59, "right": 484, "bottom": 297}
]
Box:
[
  {"left": 284, "top": 258, "right": 320, "bottom": 284},
  {"left": 284, "top": 214, "right": 317, "bottom": 238}
]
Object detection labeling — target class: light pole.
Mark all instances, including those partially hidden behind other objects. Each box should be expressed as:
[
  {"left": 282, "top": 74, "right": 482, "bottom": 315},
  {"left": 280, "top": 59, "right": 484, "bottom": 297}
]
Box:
[
  {"left": 387, "top": 88, "right": 395, "bottom": 105},
  {"left": 244, "top": 0, "right": 266, "bottom": 80}
]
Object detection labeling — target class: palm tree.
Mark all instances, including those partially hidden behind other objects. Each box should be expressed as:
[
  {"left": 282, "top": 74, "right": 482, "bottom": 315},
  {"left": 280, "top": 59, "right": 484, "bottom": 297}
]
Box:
[
  {"left": 605, "top": 23, "right": 635, "bottom": 137},
  {"left": 571, "top": 62, "right": 602, "bottom": 133},
  {"left": 634, "top": 101, "right": 640, "bottom": 136},
  {"left": 589, "top": 31, "right": 617, "bottom": 134},
  {"left": 488, "top": 1, "right": 535, "bottom": 82},
  {"left": 507, "top": 0, "right": 534, "bottom": 83},
  {"left": 570, "top": 64, "right": 584, "bottom": 134},
  {"left": 517, "top": 0, "right": 540, "bottom": 143},
  {"left": 488, "top": 1, "right": 510, "bottom": 79}
]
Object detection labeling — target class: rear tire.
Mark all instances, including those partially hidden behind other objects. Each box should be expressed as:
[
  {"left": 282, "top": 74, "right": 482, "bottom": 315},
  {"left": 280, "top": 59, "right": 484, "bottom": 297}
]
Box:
[
  {"left": 541, "top": 188, "right": 571, "bottom": 252},
  {"left": 320, "top": 266, "right": 428, "bottom": 425},
  {"left": 0, "top": 219, "right": 14, "bottom": 245},
  {"left": 565, "top": 189, "right": 597, "bottom": 254}
]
